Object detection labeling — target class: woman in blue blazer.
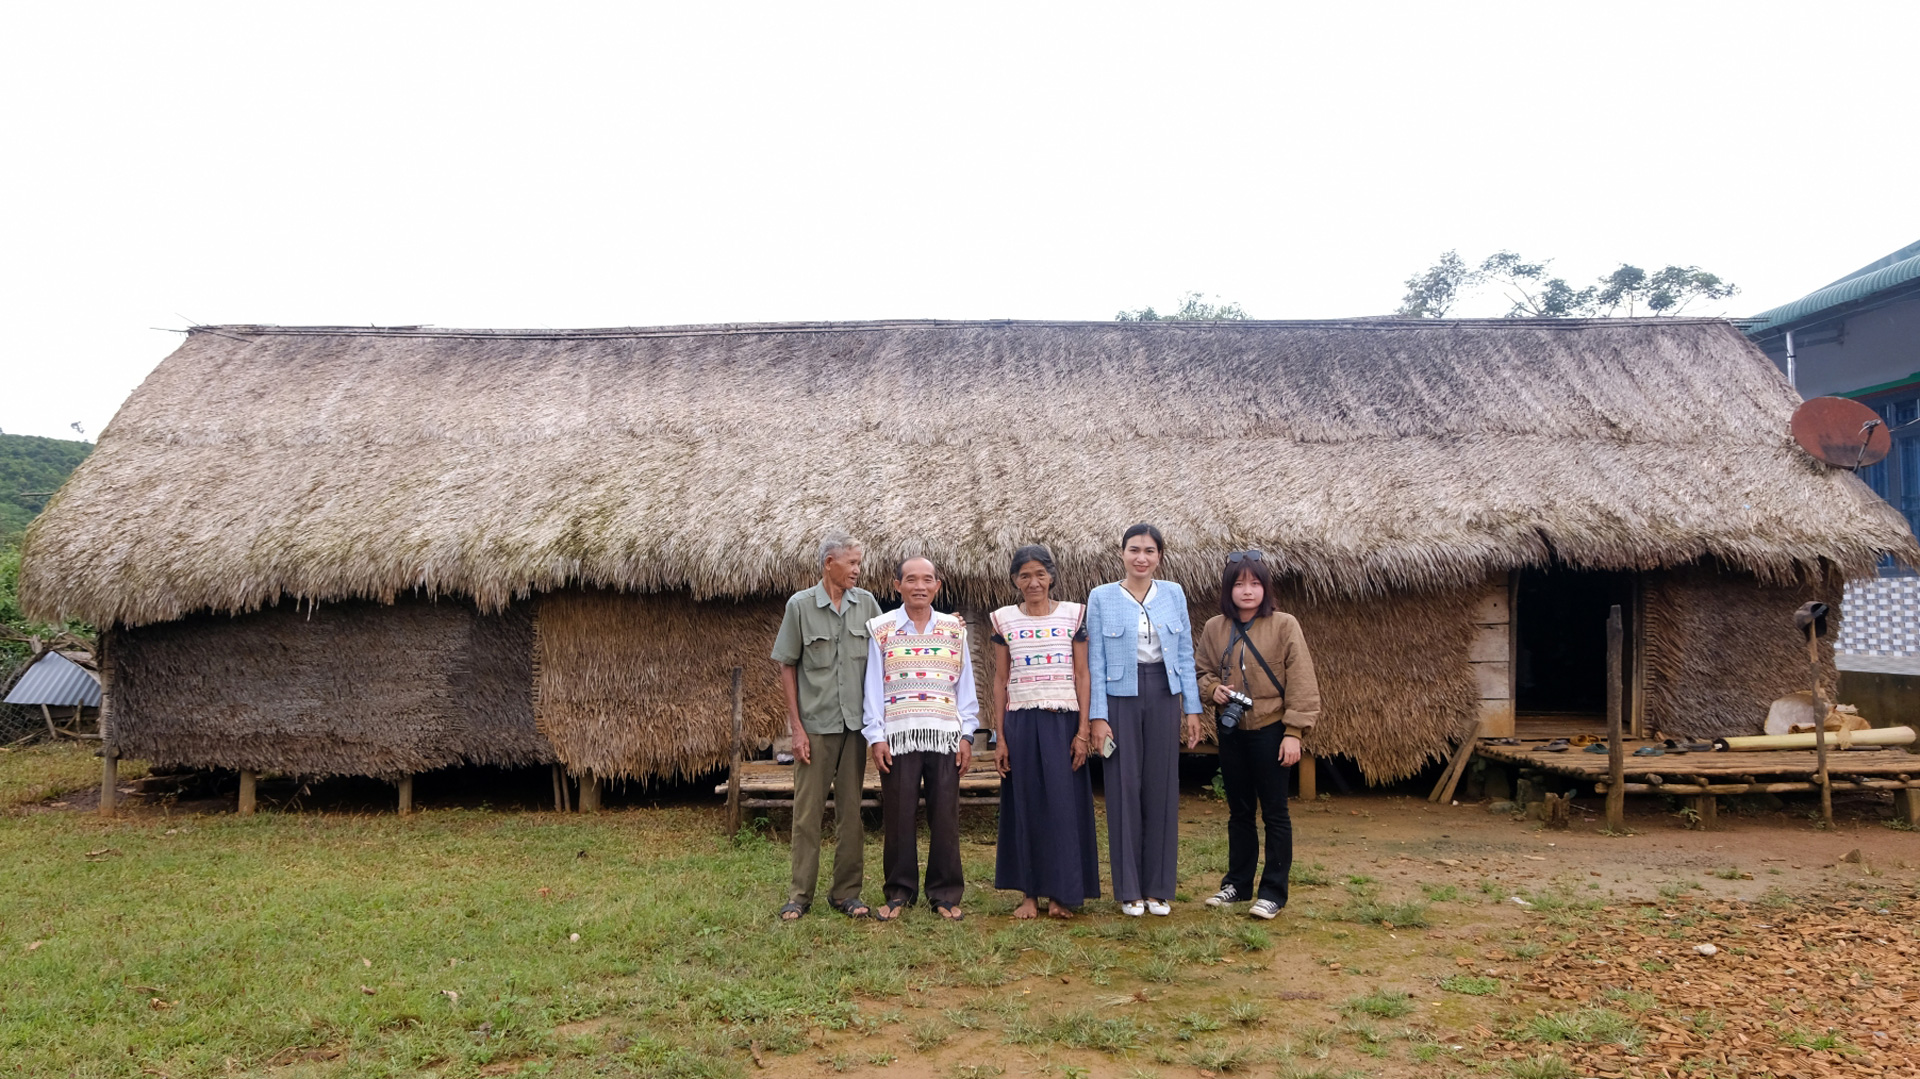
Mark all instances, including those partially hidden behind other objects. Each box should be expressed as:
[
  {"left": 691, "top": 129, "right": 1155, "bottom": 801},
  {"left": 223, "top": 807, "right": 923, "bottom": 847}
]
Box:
[{"left": 1085, "top": 523, "right": 1202, "bottom": 916}]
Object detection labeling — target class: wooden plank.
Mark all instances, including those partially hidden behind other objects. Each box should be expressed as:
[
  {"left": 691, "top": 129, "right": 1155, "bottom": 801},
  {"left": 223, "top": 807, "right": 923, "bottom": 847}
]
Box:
[
  {"left": 1469, "top": 586, "right": 1509, "bottom": 624},
  {"left": 1477, "top": 698, "right": 1515, "bottom": 738},
  {"left": 1468, "top": 623, "right": 1508, "bottom": 662},
  {"left": 1428, "top": 720, "right": 1481, "bottom": 803},
  {"left": 1605, "top": 605, "right": 1625, "bottom": 833},
  {"left": 742, "top": 797, "right": 1001, "bottom": 809},
  {"left": 1472, "top": 741, "right": 1917, "bottom": 775},
  {"left": 1472, "top": 662, "right": 1511, "bottom": 699}
]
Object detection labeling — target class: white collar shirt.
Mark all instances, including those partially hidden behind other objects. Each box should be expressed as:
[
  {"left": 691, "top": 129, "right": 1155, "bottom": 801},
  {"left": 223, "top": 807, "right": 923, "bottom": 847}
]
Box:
[{"left": 1127, "top": 581, "right": 1163, "bottom": 663}]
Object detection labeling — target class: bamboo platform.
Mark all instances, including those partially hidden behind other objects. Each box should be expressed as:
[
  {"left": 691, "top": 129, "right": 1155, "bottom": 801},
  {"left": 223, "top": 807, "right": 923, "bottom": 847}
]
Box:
[
  {"left": 1473, "top": 736, "right": 1920, "bottom": 828},
  {"left": 715, "top": 756, "right": 1003, "bottom": 810}
]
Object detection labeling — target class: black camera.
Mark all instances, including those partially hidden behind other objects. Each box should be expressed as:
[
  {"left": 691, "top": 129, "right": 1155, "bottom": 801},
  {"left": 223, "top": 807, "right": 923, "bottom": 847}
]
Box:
[{"left": 1217, "top": 688, "right": 1255, "bottom": 729}]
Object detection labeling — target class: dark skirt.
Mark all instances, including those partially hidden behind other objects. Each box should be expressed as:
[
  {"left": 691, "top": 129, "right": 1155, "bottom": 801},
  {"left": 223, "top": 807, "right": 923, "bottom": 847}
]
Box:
[{"left": 994, "top": 708, "right": 1101, "bottom": 907}]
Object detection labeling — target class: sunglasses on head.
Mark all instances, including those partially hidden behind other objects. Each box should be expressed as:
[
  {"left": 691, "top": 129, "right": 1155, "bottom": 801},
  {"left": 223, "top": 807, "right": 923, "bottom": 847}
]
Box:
[{"left": 1225, "top": 549, "right": 1266, "bottom": 566}]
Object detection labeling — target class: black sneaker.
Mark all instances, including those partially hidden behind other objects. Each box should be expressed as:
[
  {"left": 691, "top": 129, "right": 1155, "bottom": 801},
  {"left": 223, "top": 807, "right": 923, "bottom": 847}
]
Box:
[{"left": 1205, "top": 885, "right": 1241, "bottom": 907}]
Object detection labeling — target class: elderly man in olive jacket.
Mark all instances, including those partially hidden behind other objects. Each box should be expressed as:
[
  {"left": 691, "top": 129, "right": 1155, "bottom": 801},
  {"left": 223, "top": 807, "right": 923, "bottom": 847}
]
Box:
[{"left": 770, "top": 532, "right": 882, "bottom": 921}]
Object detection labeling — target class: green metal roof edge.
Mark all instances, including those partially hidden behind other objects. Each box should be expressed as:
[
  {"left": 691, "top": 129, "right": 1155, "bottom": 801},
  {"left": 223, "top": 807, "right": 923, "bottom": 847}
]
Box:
[
  {"left": 1842, "top": 371, "right": 1920, "bottom": 399},
  {"left": 1746, "top": 249, "right": 1920, "bottom": 337}
]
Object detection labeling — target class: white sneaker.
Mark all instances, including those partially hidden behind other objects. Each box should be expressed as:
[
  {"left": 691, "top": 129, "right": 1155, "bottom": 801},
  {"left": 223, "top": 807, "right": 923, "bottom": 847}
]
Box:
[
  {"left": 1249, "top": 899, "right": 1280, "bottom": 920},
  {"left": 1206, "top": 885, "right": 1241, "bottom": 907},
  {"left": 1120, "top": 901, "right": 1146, "bottom": 917},
  {"left": 1146, "top": 899, "right": 1172, "bottom": 916}
]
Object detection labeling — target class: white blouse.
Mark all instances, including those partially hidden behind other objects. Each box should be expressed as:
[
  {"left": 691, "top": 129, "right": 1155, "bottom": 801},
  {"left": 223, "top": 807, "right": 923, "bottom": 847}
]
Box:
[{"left": 1127, "top": 582, "right": 1163, "bottom": 663}]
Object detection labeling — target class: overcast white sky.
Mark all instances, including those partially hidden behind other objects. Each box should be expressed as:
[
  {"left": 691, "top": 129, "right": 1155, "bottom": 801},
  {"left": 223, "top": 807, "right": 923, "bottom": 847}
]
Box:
[{"left": 3, "top": 1, "right": 1917, "bottom": 441}]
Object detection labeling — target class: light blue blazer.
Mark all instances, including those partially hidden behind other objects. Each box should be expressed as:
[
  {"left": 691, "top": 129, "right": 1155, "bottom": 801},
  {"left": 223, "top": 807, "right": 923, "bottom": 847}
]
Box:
[{"left": 1084, "top": 580, "right": 1203, "bottom": 719}]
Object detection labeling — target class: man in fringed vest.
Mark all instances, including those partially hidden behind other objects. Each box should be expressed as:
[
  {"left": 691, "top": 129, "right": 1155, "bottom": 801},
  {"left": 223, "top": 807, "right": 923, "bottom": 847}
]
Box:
[{"left": 862, "top": 556, "right": 980, "bottom": 921}]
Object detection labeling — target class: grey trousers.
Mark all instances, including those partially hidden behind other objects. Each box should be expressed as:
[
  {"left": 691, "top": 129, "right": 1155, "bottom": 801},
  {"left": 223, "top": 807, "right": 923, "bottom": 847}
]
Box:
[
  {"left": 788, "top": 729, "right": 867, "bottom": 908},
  {"left": 1103, "top": 662, "right": 1182, "bottom": 903}
]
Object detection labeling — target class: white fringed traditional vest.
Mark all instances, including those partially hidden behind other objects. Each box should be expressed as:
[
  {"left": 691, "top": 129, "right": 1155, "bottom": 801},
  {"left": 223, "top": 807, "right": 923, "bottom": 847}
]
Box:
[{"left": 869, "top": 610, "right": 969, "bottom": 754}]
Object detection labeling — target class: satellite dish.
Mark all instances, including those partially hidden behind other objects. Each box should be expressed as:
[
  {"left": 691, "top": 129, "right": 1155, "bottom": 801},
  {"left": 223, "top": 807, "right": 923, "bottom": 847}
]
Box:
[{"left": 1790, "top": 396, "right": 1889, "bottom": 469}]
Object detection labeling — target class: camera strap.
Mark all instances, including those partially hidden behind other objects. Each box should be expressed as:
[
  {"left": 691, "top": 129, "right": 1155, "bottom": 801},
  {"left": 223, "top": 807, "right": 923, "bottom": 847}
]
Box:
[{"left": 1230, "top": 619, "right": 1285, "bottom": 701}]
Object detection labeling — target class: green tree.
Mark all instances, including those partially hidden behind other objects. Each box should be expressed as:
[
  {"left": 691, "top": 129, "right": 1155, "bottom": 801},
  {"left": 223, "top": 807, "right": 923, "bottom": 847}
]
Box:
[
  {"left": 1117, "top": 290, "right": 1249, "bottom": 321},
  {"left": 1396, "top": 250, "right": 1738, "bottom": 318}
]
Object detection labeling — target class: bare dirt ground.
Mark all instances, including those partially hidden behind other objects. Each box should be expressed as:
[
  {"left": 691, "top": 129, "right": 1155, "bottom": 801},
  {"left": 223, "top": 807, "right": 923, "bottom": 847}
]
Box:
[{"left": 764, "top": 791, "right": 1920, "bottom": 1079}]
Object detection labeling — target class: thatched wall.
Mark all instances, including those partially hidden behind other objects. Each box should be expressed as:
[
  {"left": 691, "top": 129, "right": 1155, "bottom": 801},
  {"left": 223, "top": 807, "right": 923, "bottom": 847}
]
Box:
[
  {"left": 1175, "top": 585, "right": 1480, "bottom": 783},
  {"left": 1640, "top": 563, "right": 1840, "bottom": 739},
  {"left": 107, "top": 597, "right": 549, "bottom": 776},
  {"left": 534, "top": 589, "right": 786, "bottom": 782}
]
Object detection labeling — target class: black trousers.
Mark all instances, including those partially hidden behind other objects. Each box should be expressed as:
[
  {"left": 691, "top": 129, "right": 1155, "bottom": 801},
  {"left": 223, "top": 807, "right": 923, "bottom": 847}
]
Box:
[
  {"left": 879, "top": 749, "right": 964, "bottom": 907},
  {"left": 1218, "top": 722, "right": 1293, "bottom": 905}
]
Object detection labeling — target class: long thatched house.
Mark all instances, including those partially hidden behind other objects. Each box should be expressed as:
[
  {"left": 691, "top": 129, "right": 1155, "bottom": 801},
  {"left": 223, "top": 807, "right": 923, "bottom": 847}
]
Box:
[{"left": 19, "top": 319, "right": 1917, "bottom": 789}]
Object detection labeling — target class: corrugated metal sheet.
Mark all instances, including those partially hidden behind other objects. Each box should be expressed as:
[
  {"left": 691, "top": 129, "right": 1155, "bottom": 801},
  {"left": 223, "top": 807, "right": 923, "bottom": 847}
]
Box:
[
  {"left": 1745, "top": 249, "right": 1920, "bottom": 336},
  {"left": 3, "top": 651, "right": 101, "bottom": 707}
]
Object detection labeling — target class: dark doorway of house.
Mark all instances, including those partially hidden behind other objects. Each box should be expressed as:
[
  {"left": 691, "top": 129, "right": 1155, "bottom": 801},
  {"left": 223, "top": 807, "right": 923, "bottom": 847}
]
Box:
[{"left": 1514, "top": 566, "right": 1633, "bottom": 721}]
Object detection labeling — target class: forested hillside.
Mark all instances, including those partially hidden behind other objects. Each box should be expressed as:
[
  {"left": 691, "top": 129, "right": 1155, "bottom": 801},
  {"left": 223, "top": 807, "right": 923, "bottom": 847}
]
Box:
[{"left": 0, "top": 433, "right": 91, "bottom": 545}]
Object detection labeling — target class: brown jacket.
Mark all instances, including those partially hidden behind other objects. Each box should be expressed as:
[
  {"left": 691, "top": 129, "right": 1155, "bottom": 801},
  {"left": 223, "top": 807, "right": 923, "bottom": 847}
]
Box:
[{"left": 1195, "top": 612, "right": 1321, "bottom": 739}]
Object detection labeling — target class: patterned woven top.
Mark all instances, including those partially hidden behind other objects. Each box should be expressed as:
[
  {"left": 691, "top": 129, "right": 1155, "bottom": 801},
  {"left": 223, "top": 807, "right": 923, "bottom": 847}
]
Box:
[
  {"left": 870, "top": 610, "right": 971, "bottom": 754},
  {"left": 990, "top": 601, "right": 1086, "bottom": 712}
]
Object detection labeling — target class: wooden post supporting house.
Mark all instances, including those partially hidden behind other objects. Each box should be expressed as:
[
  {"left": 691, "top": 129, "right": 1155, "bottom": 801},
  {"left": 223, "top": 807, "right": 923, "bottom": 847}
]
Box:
[
  {"left": 1808, "top": 628, "right": 1833, "bottom": 829},
  {"left": 1900, "top": 785, "right": 1920, "bottom": 827},
  {"left": 578, "top": 771, "right": 600, "bottom": 812},
  {"left": 238, "top": 769, "right": 257, "bottom": 816},
  {"left": 1605, "top": 605, "right": 1625, "bottom": 833},
  {"left": 397, "top": 775, "right": 414, "bottom": 816},
  {"left": 1296, "top": 754, "right": 1316, "bottom": 801},
  {"left": 725, "top": 667, "right": 745, "bottom": 834},
  {"left": 99, "top": 751, "right": 117, "bottom": 816}
]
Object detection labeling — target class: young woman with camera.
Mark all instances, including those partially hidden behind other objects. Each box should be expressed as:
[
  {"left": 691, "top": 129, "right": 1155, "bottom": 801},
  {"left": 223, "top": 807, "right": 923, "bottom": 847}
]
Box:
[
  {"left": 989, "top": 544, "right": 1100, "bottom": 919},
  {"left": 1194, "top": 550, "right": 1321, "bottom": 920},
  {"left": 1085, "top": 524, "right": 1203, "bottom": 917}
]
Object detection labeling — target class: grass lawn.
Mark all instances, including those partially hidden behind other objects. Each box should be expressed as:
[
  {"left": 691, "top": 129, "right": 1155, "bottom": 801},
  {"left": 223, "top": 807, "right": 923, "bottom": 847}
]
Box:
[{"left": 0, "top": 748, "right": 1292, "bottom": 1079}]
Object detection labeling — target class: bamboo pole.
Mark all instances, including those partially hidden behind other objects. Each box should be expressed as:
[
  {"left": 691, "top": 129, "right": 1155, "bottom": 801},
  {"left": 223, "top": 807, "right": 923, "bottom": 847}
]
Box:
[
  {"left": 1605, "top": 605, "right": 1625, "bottom": 833},
  {"left": 40, "top": 704, "right": 57, "bottom": 740},
  {"left": 1598, "top": 777, "right": 1920, "bottom": 795},
  {"left": 99, "top": 751, "right": 117, "bottom": 816},
  {"left": 1809, "top": 627, "right": 1832, "bottom": 828},
  {"left": 725, "top": 666, "right": 744, "bottom": 835}
]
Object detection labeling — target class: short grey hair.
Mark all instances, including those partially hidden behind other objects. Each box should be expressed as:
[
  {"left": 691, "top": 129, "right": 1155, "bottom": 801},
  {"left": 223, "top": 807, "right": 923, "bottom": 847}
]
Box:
[{"left": 818, "top": 531, "right": 863, "bottom": 568}]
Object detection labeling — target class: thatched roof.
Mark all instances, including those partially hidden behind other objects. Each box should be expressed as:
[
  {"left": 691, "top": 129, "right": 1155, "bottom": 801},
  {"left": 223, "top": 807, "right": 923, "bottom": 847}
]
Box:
[{"left": 21, "top": 319, "right": 1915, "bottom": 624}]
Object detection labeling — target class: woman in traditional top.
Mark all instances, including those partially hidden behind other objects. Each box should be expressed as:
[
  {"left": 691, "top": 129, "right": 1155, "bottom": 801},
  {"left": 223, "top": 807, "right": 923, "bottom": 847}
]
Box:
[
  {"left": 1195, "top": 550, "right": 1321, "bottom": 920},
  {"left": 1084, "top": 523, "right": 1203, "bottom": 917},
  {"left": 990, "top": 544, "right": 1099, "bottom": 919}
]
